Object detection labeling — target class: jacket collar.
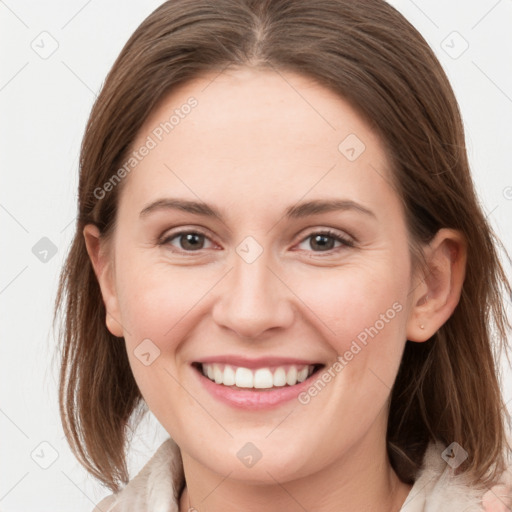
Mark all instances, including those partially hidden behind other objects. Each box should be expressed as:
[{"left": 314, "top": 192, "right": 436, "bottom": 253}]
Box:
[{"left": 99, "top": 437, "right": 504, "bottom": 512}]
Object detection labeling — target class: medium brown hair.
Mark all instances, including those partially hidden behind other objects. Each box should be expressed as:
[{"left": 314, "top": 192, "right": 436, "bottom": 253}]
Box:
[{"left": 54, "top": 0, "right": 512, "bottom": 493}]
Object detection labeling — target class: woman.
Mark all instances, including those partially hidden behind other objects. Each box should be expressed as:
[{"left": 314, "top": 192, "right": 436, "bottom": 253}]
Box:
[{"left": 54, "top": 0, "right": 512, "bottom": 510}]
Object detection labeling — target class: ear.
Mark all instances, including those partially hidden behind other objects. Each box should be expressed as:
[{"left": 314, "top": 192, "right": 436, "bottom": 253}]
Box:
[
  {"left": 406, "top": 228, "right": 467, "bottom": 342},
  {"left": 83, "top": 224, "right": 124, "bottom": 338}
]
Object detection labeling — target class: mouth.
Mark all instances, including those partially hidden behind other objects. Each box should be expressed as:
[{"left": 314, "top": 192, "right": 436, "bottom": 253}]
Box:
[{"left": 191, "top": 362, "right": 325, "bottom": 391}]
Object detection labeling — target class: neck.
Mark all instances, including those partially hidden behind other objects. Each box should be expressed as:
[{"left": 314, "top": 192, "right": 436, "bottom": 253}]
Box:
[{"left": 178, "top": 420, "right": 412, "bottom": 512}]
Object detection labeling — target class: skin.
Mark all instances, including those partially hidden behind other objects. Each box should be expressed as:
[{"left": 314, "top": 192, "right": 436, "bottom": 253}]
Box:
[{"left": 84, "top": 66, "right": 467, "bottom": 511}]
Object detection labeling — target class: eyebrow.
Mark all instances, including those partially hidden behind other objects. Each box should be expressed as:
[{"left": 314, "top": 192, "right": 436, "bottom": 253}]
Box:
[{"left": 139, "top": 197, "right": 376, "bottom": 220}]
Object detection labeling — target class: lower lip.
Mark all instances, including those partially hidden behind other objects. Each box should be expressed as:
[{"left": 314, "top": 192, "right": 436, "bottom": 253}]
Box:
[{"left": 193, "top": 365, "right": 322, "bottom": 410}]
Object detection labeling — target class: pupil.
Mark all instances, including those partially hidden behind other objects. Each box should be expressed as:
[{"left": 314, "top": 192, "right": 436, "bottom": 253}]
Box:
[
  {"left": 182, "top": 233, "right": 203, "bottom": 250},
  {"left": 312, "top": 234, "right": 333, "bottom": 251}
]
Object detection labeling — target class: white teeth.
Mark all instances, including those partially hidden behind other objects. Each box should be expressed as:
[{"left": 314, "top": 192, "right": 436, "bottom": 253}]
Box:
[
  {"left": 273, "top": 367, "right": 287, "bottom": 387},
  {"left": 223, "top": 365, "right": 236, "bottom": 386},
  {"left": 297, "top": 367, "right": 309, "bottom": 383},
  {"left": 200, "top": 363, "right": 316, "bottom": 388},
  {"left": 286, "top": 366, "right": 297, "bottom": 386},
  {"left": 253, "top": 368, "right": 273, "bottom": 389},
  {"left": 235, "top": 367, "right": 253, "bottom": 388},
  {"left": 213, "top": 365, "right": 223, "bottom": 384}
]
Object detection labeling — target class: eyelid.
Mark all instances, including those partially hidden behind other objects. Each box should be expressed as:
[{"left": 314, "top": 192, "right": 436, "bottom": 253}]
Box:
[
  {"left": 158, "top": 227, "right": 219, "bottom": 250},
  {"left": 294, "top": 228, "right": 355, "bottom": 253},
  {"left": 158, "top": 226, "right": 355, "bottom": 254},
  {"left": 297, "top": 227, "right": 355, "bottom": 244}
]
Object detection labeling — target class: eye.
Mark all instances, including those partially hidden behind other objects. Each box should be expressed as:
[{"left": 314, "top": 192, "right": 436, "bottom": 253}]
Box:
[
  {"left": 159, "top": 230, "right": 216, "bottom": 252},
  {"left": 296, "top": 229, "right": 354, "bottom": 253},
  {"left": 158, "top": 228, "right": 354, "bottom": 254}
]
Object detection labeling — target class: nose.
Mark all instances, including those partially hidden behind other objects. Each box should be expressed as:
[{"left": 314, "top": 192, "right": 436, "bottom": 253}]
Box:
[{"left": 211, "top": 247, "right": 295, "bottom": 340}]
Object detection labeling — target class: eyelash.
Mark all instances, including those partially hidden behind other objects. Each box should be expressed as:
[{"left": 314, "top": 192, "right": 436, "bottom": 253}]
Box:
[{"left": 157, "top": 228, "right": 355, "bottom": 255}]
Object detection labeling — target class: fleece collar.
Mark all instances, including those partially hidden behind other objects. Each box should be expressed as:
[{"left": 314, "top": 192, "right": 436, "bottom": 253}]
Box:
[{"left": 96, "top": 437, "right": 510, "bottom": 512}]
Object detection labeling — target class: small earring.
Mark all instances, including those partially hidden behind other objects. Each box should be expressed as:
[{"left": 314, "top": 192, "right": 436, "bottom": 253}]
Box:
[{"left": 420, "top": 324, "right": 425, "bottom": 330}]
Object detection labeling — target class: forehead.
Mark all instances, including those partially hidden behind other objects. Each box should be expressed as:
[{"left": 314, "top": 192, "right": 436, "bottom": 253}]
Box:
[{"left": 121, "top": 66, "right": 396, "bottom": 219}]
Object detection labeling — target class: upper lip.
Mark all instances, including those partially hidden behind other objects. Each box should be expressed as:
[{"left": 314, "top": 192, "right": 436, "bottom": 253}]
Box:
[{"left": 194, "top": 355, "right": 324, "bottom": 369}]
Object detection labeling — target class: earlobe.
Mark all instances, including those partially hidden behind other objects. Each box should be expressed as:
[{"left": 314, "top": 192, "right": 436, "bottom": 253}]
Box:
[
  {"left": 406, "top": 228, "right": 467, "bottom": 342},
  {"left": 83, "top": 224, "right": 124, "bottom": 338}
]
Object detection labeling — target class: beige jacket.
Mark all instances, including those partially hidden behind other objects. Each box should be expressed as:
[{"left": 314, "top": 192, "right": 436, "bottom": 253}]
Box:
[{"left": 92, "top": 437, "right": 511, "bottom": 512}]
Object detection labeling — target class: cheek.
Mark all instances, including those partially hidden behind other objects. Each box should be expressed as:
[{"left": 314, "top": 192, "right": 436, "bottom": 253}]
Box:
[
  {"left": 292, "top": 261, "right": 409, "bottom": 347},
  {"left": 290, "top": 265, "right": 409, "bottom": 421},
  {"left": 113, "top": 258, "right": 205, "bottom": 413},
  {"left": 289, "top": 260, "right": 411, "bottom": 411},
  {"left": 113, "top": 253, "right": 195, "bottom": 347}
]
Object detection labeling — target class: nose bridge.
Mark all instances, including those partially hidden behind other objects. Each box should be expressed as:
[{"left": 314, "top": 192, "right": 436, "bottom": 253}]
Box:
[{"left": 211, "top": 238, "right": 294, "bottom": 339}]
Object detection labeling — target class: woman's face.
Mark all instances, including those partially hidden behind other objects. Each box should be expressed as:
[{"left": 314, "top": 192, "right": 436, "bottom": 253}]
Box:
[{"left": 93, "top": 67, "right": 422, "bottom": 482}]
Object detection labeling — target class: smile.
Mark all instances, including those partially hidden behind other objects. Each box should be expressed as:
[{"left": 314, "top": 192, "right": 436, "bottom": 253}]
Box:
[
  {"left": 190, "top": 360, "right": 327, "bottom": 409},
  {"left": 196, "top": 362, "right": 323, "bottom": 389}
]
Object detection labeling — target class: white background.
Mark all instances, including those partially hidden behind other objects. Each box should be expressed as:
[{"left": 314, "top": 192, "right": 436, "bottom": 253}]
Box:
[{"left": 1, "top": 0, "right": 511, "bottom": 510}]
